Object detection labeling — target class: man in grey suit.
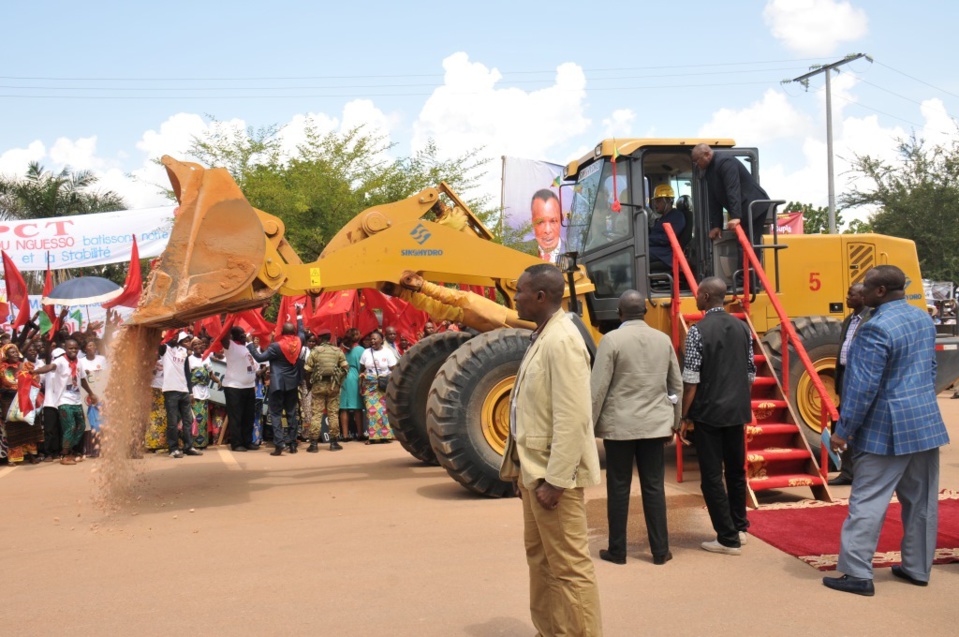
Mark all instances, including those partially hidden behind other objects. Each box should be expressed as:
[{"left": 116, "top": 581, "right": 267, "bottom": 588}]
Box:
[
  {"left": 591, "top": 290, "right": 683, "bottom": 565},
  {"left": 824, "top": 266, "right": 950, "bottom": 596}
]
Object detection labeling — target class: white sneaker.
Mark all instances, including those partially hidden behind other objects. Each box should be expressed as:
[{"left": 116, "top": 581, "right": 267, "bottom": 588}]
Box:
[
  {"left": 170, "top": 449, "right": 183, "bottom": 459},
  {"left": 701, "top": 540, "right": 741, "bottom": 556},
  {"left": 739, "top": 531, "right": 748, "bottom": 545}
]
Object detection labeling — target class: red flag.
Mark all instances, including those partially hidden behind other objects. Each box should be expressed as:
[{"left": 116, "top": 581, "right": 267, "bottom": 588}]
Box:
[
  {"left": 16, "top": 369, "right": 39, "bottom": 418},
  {"left": 102, "top": 235, "right": 143, "bottom": 309},
  {"left": 201, "top": 313, "right": 239, "bottom": 359},
  {"left": 42, "top": 258, "right": 56, "bottom": 324},
  {"left": 2, "top": 251, "right": 30, "bottom": 330},
  {"left": 237, "top": 309, "right": 275, "bottom": 343},
  {"left": 274, "top": 295, "right": 298, "bottom": 337}
]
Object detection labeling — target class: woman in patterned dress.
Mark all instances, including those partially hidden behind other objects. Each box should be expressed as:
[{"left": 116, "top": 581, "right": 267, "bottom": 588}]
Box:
[
  {"left": 188, "top": 338, "right": 216, "bottom": 448},
  {"left": 1, "top": 343, "right": 42, "bottom": 465},
  {"left": 144, "top": 348, "right": 167, "bottom": 451},
  {"left": 358, "top": 331, "right": 398, "bottom": 443}
]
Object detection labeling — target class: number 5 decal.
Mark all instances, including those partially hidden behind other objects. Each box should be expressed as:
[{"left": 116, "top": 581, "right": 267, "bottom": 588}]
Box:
[{"left": 809, "top": 272, "right": 821, "bottom": 291}]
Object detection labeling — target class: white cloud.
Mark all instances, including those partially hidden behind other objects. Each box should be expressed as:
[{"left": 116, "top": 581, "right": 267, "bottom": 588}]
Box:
[
  {"left": 698, "top": 89, "right": 813, "bottom": 144},
  {"left": 763, "top": 0, "right": 868, "bottom": 56},
  {"left": 49, "top": 136, "right": 103, "bottom": 171},
  {"left": 0, "top": 141, "right": 46, "bottom": 177},
  {"left": 413, "top": 53, "right": 591, "bottom": 163},
  {"left": 602, "top": 109, "right": 636, "bottom": 138}
]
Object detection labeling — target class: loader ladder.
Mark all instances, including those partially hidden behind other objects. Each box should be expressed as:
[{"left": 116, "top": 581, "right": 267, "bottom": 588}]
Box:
[{"left": 662, "top": 223, "right": 834, "bottom": 508}]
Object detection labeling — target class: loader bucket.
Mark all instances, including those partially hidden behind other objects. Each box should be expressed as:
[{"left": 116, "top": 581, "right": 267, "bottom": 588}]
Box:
[{"left": 128, "top": 156, "right": 267, "bottom": 328}]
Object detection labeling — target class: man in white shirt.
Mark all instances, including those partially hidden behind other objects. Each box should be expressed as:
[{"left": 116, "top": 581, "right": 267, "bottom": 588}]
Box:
[
  {"left": 31, "top": 340, "right": 95, "bottom": 466},
  {"left": 162, "top": 332, "right": 203, "bottom": 459},
  {"left": 221, "top": 326, "right": 260, "bottom": 452}
]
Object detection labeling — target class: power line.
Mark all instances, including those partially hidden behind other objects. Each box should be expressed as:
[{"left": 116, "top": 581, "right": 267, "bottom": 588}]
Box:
[
  {"left": 0, "top": 80, "right": 782, "bottom": 101},
  {"left": 875, "top": 60, "right": 959, "bottom": 100},
  {"left": 0, "top": 57, "right": 831, "bottom": 83},
  {"left": 850, "top": 74, "right": 959, "bottom": 121}
]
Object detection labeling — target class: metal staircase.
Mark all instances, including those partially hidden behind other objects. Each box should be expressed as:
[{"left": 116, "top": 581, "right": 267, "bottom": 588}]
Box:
[{"left": 663, "top": 223, "right": 834, "bottom": 508}]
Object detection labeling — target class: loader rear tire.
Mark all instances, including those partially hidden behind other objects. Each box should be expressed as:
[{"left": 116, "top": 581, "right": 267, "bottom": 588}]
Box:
[
  {"left": 386, "top": 332, "right": 473, "bottom": 465},
  {"left": 426, "top": 329, "right": 532, "bottom": 498},
  {"left": 761, "top": 316, "right": 842, "bottom": 457}
]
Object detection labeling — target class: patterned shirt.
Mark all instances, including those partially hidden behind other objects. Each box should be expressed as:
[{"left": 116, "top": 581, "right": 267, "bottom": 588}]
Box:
[
  {"left": 682, "top": 307, "right": 756, "bottom": 384},
  {"left": 839, "top": 311, "right": 864, "bottom": 366}
]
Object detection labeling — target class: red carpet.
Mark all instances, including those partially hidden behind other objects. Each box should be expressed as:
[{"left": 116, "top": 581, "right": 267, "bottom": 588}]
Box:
[{"left": 747, "top": 490, "right": 959, "bottom": 570}]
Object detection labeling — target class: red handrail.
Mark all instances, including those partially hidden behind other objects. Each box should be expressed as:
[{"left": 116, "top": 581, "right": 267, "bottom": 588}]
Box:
[{"left": 732, "top": 225, "right": 839, "bottom": 477}]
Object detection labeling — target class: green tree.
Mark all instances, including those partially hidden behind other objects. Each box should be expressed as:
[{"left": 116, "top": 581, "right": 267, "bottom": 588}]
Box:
[
  {"left": 182, "top": 119, "right": 527, "bottom": 263},
  {"left": 842, "top": 133, "right": 959, "bottom": 281},
  {"left": 0, "top": 163, "right": 129, "bottom": 287},
  {"left": 783, "top": 201, "right": 844, "bottom": 234}
]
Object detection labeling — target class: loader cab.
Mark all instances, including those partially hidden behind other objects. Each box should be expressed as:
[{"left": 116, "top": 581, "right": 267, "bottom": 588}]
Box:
[{"left": 565, "top": 139, "right": 761, "bottom": 332}]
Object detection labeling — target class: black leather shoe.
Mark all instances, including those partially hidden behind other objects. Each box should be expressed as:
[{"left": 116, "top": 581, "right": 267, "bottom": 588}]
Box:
[
  {"left": 289, "top": 444, "right": 298, "bottom": 454},
  {"left": 330, "top": 437, "right": 343, "bottom": 451},
  {"left": 232, "top": 446, "right": 248, "bottom": 452},
  {"left": 270, "top": 445, "right": 284, "bottom": 456},
  {"left": 822, "top": 575, "right": 875, "bottom": 596},
  {"left": 307, "top": 442, "right": 319, "bottom": 453},
  {"left": 653, "top": 552, "right": 673, "bottom": 565},
  {"left": 599, "top": 549, "right": 626, "bottom": 565},
  {"left": 828, "top": 475, "right": 853, "bottom": 486},
  {"left": 891, "top": 565, "right": 928, "bottom": 586},
  {"left": 247, "top": 444, "right": 261, "bottom": 451}
]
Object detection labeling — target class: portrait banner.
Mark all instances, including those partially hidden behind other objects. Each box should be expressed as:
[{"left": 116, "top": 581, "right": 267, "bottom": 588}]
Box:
[
  {"left": 502, "top": 157, "right": 570, "bottom": 263},
  {"left": 776, "top": 211, "right": 804, "bottom": 235},
  {"left": 0, "top": 206, "right": 176, "bottom": 271}
]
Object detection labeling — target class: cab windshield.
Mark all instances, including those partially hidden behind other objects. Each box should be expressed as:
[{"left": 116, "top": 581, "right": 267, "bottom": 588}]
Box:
[{"left": 566, "top": 159, "right": 632, "bottom": 253}]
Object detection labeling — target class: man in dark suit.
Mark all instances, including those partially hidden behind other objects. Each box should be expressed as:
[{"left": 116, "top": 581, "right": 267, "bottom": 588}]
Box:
[
  {"left": 830, "top": 282, "right": 872, "bottom": 486},
  {"left": 691, "top": 143, "right": 770, "bottom": 249},
  {"left": 249, "top": 322, "right": 304, "bottom": 456},
  {"left": 823, "top": 266, "right": 950, "bottom": 596}
]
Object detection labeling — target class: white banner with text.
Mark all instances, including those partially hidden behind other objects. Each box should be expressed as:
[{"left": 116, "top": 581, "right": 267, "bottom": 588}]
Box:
[{"left": 0, "top": 206, "right": 176, "bottom": 271}]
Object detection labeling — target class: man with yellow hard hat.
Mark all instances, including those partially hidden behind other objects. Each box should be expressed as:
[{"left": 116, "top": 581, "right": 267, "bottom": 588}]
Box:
[{"left": 648, "top": 184, "right": 686, "bottom": 269}]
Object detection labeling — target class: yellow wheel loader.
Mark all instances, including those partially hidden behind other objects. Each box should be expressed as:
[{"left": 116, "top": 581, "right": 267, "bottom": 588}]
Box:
[{"left": 131, "top": 146, "right": 959, "bottom": 497}]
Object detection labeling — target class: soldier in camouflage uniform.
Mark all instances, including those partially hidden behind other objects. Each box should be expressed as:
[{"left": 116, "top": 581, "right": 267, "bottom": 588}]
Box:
[{"left": 304, "top": 330, "right": 349, "bottom": 451}]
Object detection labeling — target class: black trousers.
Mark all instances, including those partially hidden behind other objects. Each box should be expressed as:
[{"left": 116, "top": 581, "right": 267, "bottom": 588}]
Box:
[
  {"left": 224, "top": 387, "right": 256, "bottom": 449},
  {"left": 693, "top": 422, "right": 748, "bottom": 547},
  {"left": 604, "top": 437, "right": 670, "bottom": 558},
  {"left": 268, "top": 388, "right": 299, "bottom": 448},
  {"left": 163, "top": 391, "right": 194, "bottom": 452},
  {"left": 42, "top": 406, "right": 62, "bottom": 457}
]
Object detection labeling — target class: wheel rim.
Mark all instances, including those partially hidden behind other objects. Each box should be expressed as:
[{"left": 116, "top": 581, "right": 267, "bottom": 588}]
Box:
[
  {"left": 795, "top": 357, "right": 838, "bottom": 434},
  {"left": 481, "top": 376, "right": 515, "bottom": 455}
]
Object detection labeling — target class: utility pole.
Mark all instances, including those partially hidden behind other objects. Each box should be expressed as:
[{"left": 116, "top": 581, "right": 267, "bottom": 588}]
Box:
[{"left": 785, "top": 53, "right": 871, "bottom": 234}]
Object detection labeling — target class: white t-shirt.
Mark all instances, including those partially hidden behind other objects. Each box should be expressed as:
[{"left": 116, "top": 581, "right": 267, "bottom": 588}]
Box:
[
  {"left": 188, "top": 354, "right": 213, "bottom": 401},
  {"left": 78, "top": 354, "right": 107, "bottom": 395},
  {"left": 223, "top": 340, "right": 257, "bottom": 389},
  {"left": 151, "top": 359, "right": 164, "bottom": 389},
  {"left": 48, "top": 356, "right": 82, "bottom": 407},
  {"left": 161, "top": 344, "right": 190, "bottom": 393},
  {"left": 359, "top": 347, "right": 398, "bottom": 376}
]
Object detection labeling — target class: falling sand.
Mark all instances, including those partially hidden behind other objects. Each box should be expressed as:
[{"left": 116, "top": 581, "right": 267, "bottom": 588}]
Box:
[{"left": 93, "top": 325, "right": 162, "bottom": 509}]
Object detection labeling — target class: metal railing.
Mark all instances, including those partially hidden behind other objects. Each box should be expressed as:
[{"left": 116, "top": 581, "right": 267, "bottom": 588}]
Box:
[{"left": 732, "top": 224, "right": 839, "bottom": 477}]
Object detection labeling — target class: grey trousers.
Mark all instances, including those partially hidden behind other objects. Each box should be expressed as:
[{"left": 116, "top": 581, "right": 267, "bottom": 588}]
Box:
[{"left": 837, "top": 448, "right": 940, "bottom": 581}]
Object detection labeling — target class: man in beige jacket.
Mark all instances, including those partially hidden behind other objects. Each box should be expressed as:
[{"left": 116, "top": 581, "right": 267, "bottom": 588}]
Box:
[
  {"left": 500, "top": 263, "right": 603, "bottom": 637},
  {"left": 591, "top": 290, "right": 683, "bottom": 566}
]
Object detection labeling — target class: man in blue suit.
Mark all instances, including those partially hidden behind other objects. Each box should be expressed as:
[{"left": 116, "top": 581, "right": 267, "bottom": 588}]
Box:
[{"left": 823, "top": 265, "right": 950, "bottom": 596}]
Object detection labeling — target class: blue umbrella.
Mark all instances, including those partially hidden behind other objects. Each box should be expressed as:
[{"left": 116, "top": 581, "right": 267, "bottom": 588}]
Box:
[{"left": 42, "top": 276, "right": 123, "bottom": 306}]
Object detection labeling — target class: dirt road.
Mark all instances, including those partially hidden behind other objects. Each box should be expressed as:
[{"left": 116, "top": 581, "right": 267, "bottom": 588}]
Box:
[{"left": 4, "top": 397, "right": 957, "bottom": 636}]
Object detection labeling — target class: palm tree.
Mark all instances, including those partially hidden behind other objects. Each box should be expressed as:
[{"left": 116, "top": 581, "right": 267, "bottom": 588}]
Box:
[{"left": 0, "top": 163, "right": 130, "bottom": 289}]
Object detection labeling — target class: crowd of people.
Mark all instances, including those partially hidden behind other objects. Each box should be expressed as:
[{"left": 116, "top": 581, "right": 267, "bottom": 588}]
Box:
[
  {"left": 0, "top": 305, "right": 464, "bottom": 467},
  {"left": 0, "top": 309, "right": 112, "bottom": 466}
]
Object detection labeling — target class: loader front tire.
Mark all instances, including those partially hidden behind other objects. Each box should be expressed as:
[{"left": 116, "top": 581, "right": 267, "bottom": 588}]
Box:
[
  {"left": 761, "top": 315, "right": 842, "bottom": 457},
  {"left": 426, "top": 329, "right": 532, "bottom": 498},
  {"left": 386, "top": 332, "right": 473, "bottom": 464}
]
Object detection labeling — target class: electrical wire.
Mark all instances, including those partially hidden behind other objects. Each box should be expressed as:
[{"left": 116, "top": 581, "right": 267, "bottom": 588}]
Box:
[{"left": 875, "top": 61, "right": 959, "bottom": 100}]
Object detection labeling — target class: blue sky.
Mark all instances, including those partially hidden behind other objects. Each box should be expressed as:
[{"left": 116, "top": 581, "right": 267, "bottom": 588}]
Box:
[{"left": 2, "top": 0, "right": 956, "bottom": 222}]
